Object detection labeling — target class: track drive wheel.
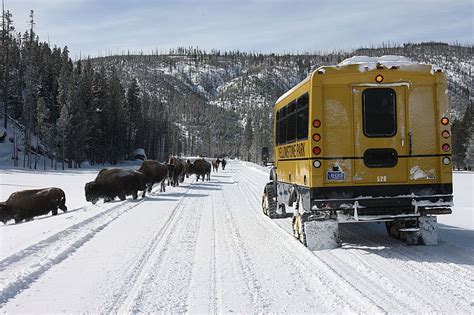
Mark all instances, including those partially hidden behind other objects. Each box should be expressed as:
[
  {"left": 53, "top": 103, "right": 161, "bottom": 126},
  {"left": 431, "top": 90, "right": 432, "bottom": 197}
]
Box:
[{"left": 262, "top": 182, "right": 278, "bottom": 218}]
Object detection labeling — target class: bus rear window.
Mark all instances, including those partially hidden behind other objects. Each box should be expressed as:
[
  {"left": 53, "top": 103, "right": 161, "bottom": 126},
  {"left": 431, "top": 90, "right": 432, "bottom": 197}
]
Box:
[{"left": 363, "top": 88, "right": 396, "bottom": 137}]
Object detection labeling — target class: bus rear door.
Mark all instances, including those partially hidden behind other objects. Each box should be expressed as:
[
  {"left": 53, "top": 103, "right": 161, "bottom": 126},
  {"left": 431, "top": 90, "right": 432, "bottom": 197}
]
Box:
[{"left": 352, "top": 86, "right": 408, "bottom": 185}]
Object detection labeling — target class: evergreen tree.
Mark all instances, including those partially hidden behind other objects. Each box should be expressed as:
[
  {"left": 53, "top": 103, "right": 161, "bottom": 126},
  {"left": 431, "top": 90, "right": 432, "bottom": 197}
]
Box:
[
  {"left": 1, "top": 7, "right": 14, "bottom": 129},
  {"left": 126, "top": 78, "right": 141, "bottom": 157},
  {"left": 243, "top": 117, "right": 253, "bottom": 161},
  {"left": 105, "top": 67, "right": 128, "bottom": 164},
  {"left": 36, "top": 96, "right": 49, "bottom": 169}
]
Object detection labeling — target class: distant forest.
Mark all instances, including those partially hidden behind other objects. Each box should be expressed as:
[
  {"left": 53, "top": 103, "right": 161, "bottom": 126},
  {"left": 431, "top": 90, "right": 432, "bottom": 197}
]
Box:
[{"left": 0, "top": 9, "right": 472, "bottom": 169}]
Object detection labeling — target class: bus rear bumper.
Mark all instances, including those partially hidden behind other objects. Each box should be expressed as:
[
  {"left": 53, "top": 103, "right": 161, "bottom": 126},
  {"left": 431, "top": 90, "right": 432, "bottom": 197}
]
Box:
[{"left": 311, "top": 194, "right": 453, "bottom": 220}]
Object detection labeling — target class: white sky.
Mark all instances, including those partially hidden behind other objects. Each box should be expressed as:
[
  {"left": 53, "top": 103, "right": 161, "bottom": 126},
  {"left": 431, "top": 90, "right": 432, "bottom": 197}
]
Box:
[{"left": 4, "top": 0, "right": 473, "bottom": 58}]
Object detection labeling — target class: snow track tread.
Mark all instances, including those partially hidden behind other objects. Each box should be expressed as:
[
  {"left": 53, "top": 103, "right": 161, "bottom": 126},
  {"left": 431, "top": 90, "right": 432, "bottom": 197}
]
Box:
[
  {"left": 0, "top": 198, "right": 150, "bottom": 306},
  {"left": 109, "top": 184, "right": 197, "bottom": 313}
]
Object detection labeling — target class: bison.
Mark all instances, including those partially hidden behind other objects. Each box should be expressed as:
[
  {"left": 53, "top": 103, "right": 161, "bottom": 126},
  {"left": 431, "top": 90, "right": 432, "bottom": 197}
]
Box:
[
  {"left": 168, "top": 156, "right": 186, "bottom": 186},
  {"left": 138, "top": 160, "right": 169, "bottom": 193},
  {"left": 0, "top": 187, "right": 67, "bottom": 224},
  {"left": 211, "top": 158, "right": 221, "bottom": 172},
  {"left": 187, "top": 158, "right": 211, "bottom": 181},
  {"left": 84, "top": 168, "right": 151, "bottom": 204}
]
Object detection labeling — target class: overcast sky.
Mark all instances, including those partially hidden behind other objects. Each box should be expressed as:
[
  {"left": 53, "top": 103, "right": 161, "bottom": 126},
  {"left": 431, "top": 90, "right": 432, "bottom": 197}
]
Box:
[{"left": 4, "top": 0, "right": 473, "bottom": 58}]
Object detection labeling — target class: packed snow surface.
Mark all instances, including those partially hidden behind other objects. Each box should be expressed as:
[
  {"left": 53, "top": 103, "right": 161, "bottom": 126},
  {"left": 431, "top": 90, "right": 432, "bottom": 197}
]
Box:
[{"left": 0, "top": 161, "right": 472, "bottom": 313}]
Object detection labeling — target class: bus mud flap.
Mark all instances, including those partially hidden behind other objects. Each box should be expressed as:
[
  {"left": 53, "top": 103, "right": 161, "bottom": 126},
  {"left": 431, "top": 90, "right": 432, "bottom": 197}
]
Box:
[{"left": 304, "top": 219, "right": 340, "bottom": 250}]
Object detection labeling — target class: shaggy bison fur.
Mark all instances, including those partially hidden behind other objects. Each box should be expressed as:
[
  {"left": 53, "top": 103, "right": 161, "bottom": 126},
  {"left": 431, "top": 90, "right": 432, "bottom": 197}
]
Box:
[
  {"left": 187, "top": 158, "right": 211, "bottom": 181},
  {"left": 84, "top": 168, "right": 151, "bottom": 204},
  {"left": 0, "top": 187, "right": 67, "bottom": 224},
  {"left": 221, "top": 158, "right": 227, "bottom": 170},
  {"left": 168, "top": 156, "right": 186, "bottom": 186},
  {"left": 212, "top": 158, "right": 221, "bottom": 172},
  {"left": 138, "top": 160, "right": 169, "bottom": 192}
]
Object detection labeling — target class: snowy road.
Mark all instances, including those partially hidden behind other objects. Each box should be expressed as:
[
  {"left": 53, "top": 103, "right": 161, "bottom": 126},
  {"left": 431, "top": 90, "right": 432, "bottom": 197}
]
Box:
[{"left": 0, "top": 161, "right": 472, "bottom": 313}]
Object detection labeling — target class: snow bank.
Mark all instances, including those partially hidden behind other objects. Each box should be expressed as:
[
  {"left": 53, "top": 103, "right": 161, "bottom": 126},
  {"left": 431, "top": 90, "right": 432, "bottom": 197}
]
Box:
[{"left": 438, "top": 171, "right": 474, "bottom": 229}]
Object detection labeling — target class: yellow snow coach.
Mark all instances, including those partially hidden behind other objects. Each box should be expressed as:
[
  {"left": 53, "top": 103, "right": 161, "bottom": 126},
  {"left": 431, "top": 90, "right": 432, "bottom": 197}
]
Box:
[{"left": 262, "top": 56, "right": 453, "bottom": 250}]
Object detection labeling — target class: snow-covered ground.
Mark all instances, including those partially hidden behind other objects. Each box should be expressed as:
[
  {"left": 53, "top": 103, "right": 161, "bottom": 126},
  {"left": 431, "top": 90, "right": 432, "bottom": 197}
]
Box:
[{"left": 0, "top": 161, "right": 472, "bottom": 313}]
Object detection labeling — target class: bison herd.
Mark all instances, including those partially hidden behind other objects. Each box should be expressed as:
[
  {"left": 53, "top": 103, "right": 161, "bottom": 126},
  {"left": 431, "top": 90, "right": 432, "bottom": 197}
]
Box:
[{"left": 1, "top": 157, "right": 227, "bottom": 225}]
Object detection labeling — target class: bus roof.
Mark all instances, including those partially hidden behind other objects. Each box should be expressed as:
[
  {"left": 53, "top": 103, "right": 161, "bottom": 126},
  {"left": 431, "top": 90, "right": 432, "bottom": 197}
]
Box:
[{"left": 275, "top": 55, "right": 441, "bottom": 105}]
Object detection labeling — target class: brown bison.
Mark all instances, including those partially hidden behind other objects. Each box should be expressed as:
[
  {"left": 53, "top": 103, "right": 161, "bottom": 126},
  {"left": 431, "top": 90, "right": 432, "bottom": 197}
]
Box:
[
  {"left": 168, "top": 156, "right": 186, "bottom": 186},
  {"left": 0, "top": 187, "right": 67, "bottom": 224},
  {"left": 212, "top": 158, "right": 221, "bottom": 172},
  {"left": 138, "top": 160, "right": 169, "bottom": 192},
  {"left": 221, "top": 158, "right": 227, "bottom": 170},
  {"left": 187, "top": 158, "right": 211, "bottom": 181},
  {"left": 84, "top": 168, "right": 151, "bottom": 204}
]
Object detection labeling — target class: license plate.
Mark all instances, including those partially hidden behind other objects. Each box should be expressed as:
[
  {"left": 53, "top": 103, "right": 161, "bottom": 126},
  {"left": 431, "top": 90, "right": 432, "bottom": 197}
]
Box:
[{"left": 327, "top": 171, "right": 345, "bottom": 181}]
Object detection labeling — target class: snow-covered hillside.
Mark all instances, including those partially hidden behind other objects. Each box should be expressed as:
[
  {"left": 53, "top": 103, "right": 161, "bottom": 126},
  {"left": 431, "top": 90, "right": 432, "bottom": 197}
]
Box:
[{"left": 0, "top": 161, "right": 472, "bottom": 312}]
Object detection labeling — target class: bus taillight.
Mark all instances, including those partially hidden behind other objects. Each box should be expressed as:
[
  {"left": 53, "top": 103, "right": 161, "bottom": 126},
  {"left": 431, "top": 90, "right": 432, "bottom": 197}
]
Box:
[
  {"left": 442, "top": 143, "right": 450, "bottom": 152},
  {"left": 313, "top": 133, "right": 321, "bottom": 142},
  {"left": 441, "top": 117, "right": 449, "bottom": 125},
  {"left": 313, "top": 119, "right": 321, "bottom": 128},
  {"left": 313, "top": 146, "right": 321, "bottom": 155}
]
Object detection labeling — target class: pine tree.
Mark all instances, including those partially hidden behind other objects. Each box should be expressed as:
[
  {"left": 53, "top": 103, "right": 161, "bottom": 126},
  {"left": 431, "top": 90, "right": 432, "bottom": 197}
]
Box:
[
  {"left": 1, "top": 6, "right": 14, "bottom": 129},
  {"left": 22, "top": 10, "right": 39, "bottom": 168},
  {"left": 243, "top": 117, "right": 253, "bottom": 161},
  {"left": 105, "top": 67, "right": 128, "bottom": 164},
  {"left": 36, "top": 96, "right": 49, "bottom": 170},
  {"left": 126, "top": 78, "right": 141, "bottom": 158}
]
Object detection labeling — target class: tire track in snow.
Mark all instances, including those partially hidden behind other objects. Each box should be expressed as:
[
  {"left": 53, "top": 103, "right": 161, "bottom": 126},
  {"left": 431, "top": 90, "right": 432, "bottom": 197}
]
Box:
[
  {"left": 217, "top": 188, "right": 273, "bottom": 313},
  {"left": 111, "top": 181, "right": 206, "bottom": 313},
  {"left": 225, "top": 165, "right": 379, "bottom": 312},
  {"left": 0, "top": 198, "right": 148, "bottom": 306},
  {"left": 239, "top": 175, "right": 426, "bottom": 312},
  {"left": 209, "top": 187, "right": 218, "bottom": 312},
  {"left": 238, "top": 173, "right": 417, "bottom": 312},
  {"left": 132, "top": 193, "right": 204, "bottom": 312},
  {"left": 347, "top": 223, "right": 473, "bottom": 278},
  {"left": 106, "top": 185, "right": 193, "bottom": 313},
  {"left": 239, "top": 161, "right": 472, "bottom": 312},
  {"left": 234, "top": 173, "right": 383, "bottom": 312},
  {"left": 340, "top": 225, "right": 473, "bottom": 311}
]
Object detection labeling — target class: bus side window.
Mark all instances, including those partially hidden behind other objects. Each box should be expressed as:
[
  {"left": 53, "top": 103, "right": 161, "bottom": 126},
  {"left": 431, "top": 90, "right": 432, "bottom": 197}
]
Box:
[
  {"left": 286, "top": 101, "right": 297, "bottom": 142},
  {"left": 278, "top": 108, "right": 287, "bottom": 144},
  {"left": 275, "top": 110, "right": 280, "bottom": 145},
  {"left": 297, "top": 93, "right": 309, "bottom": 141}
]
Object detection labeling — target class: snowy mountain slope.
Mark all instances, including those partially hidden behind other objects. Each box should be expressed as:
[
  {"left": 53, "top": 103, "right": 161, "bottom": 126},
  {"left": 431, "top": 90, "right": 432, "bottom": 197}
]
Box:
[
  {"left": 86, "top": 44, "right": 472, "bottom": 160},
  {"left": 93, "top": 44, "right": 472, "bottom": 119},
  {"left": 0, "top": 160, "right": 472, "bottom": 312}
]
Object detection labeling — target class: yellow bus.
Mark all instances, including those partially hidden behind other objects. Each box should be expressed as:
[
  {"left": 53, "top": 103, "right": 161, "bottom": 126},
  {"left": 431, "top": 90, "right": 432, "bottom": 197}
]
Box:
[{"left": 262, "top": 56, "right": 453, "bottom": 250}]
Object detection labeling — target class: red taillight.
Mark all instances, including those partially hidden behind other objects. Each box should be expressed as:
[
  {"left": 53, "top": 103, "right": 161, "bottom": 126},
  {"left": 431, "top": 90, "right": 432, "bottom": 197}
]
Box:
[
  {"left": 313, "top": 133, "right": 321, "bottom": 142},
  {"left": 441, "top": 130, "right": 450, "bottom": 139},
  {"left": 442, "top": 143, "right": 450, "bottom": 152},
  {"left": 441, "top": 117, "right": 449, "bottom": 125},
  {"left": 313, "top": 119, "right": 321, "bottom": 128},
  {"left": 313, "top": 146, "right": 321, "bottom": 155}
]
